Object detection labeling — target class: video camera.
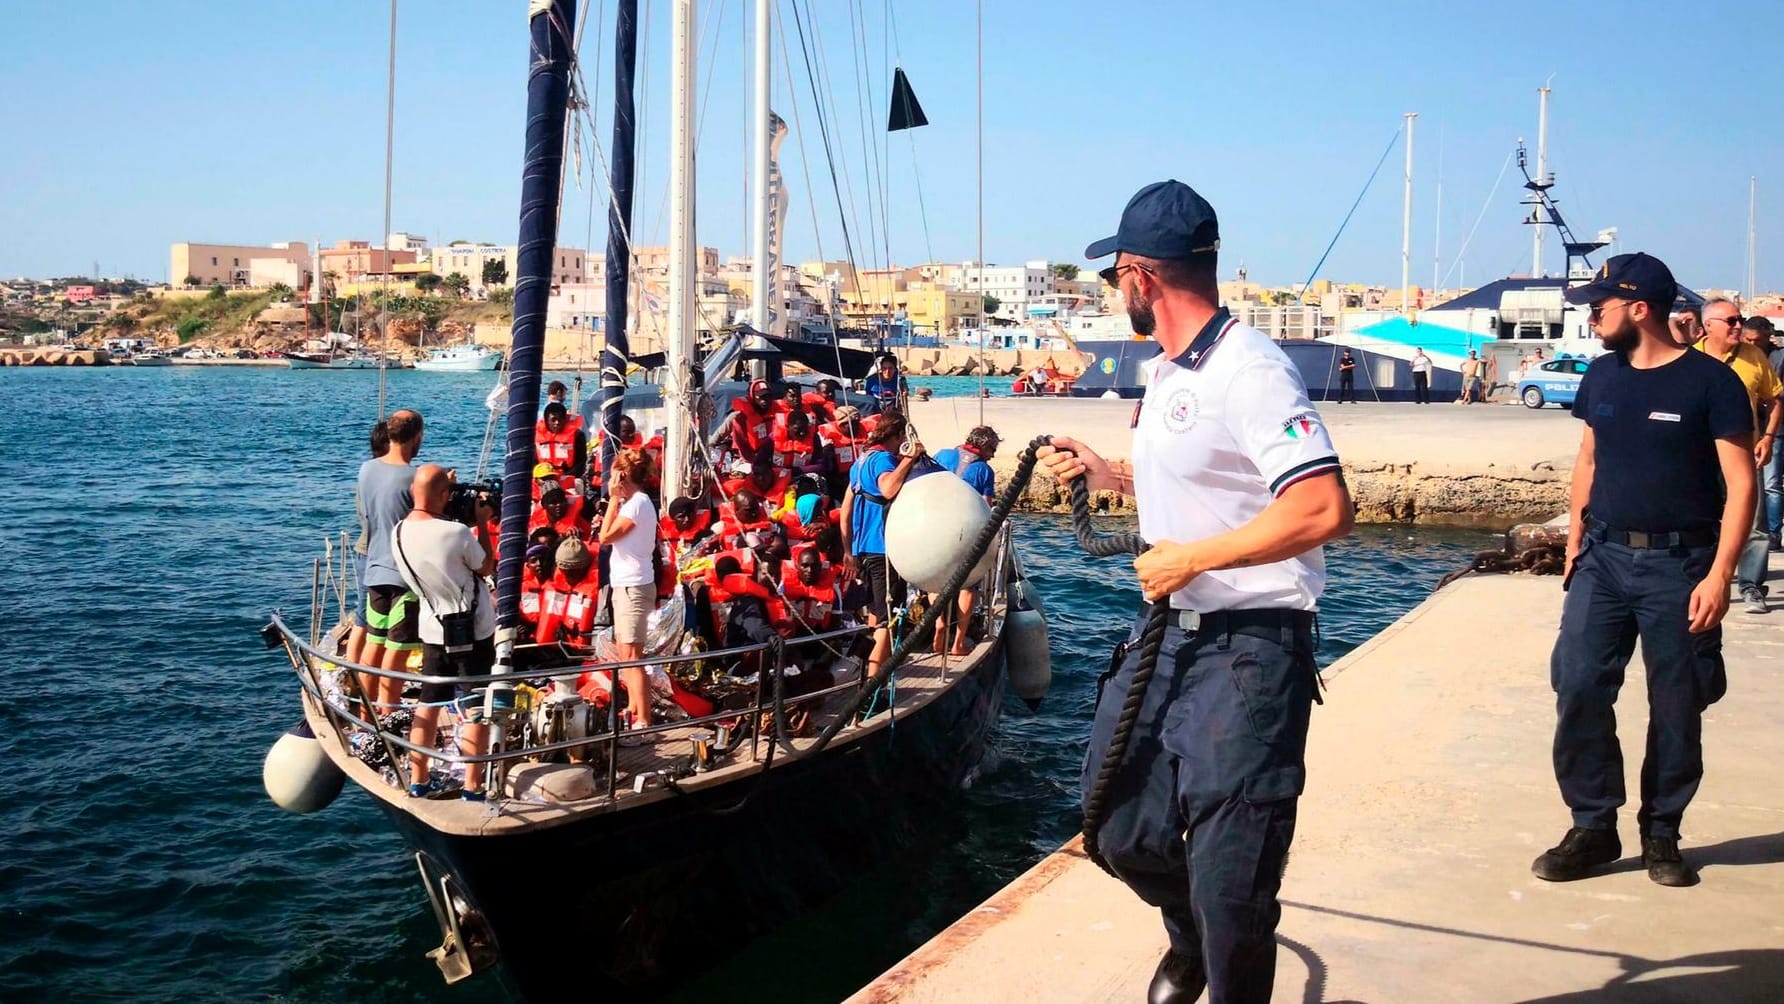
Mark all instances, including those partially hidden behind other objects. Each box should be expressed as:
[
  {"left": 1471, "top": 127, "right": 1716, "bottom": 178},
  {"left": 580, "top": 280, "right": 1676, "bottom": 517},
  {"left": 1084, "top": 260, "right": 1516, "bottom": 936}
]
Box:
[{"left": 443, "top": 476, "right": 503, "bottom": 525}]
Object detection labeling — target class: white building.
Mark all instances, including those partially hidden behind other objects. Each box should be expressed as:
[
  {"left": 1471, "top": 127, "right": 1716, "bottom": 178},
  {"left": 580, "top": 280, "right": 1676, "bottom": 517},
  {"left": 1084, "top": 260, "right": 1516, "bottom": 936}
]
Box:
[
  {"left": 386, "top": 231, "right": 430, "bottom": 256},
  {"left": 431, "top": 242, "right": 589, "bottom": 293},
  {"left": 955, "top": 260, "right": 1053, "bottom": 321}
]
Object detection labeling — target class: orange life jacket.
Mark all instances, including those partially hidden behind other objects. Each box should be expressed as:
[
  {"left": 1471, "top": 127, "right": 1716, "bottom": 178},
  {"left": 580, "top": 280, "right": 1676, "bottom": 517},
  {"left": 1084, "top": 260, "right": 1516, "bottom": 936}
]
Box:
[
  {"left": 729, "top": 398, "right": 777, "bottom": 455},
  {"left": 772, "top": 426, "right": 819, "bottom": 471},
  {"left": 819, "top": 418, "right": 876, "bottom": 472},
  {"left": 534, "top": 418, "right": 582, "bottom": 476},
  {"left": 535, "top": 571, "right": 603, "bottom": 647},
  {"left": 528, "top": 495, "right": 591, "bottom": 539},
  {"left": 801, "top": 391, "right": 837, "bottom": 424},
  {"left": 776, "top": 560, "right": 838, "bottom": 630}
]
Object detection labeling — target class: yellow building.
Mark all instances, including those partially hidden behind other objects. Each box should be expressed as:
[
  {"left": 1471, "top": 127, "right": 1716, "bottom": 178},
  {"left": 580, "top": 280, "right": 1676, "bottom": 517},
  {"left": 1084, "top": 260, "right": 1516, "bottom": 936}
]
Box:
[
  {"left": 902, "top": 289, "right": 982, "bottom": 333},
  {"left": 171, "top": 241, "right": 309, "bottom": 288}
]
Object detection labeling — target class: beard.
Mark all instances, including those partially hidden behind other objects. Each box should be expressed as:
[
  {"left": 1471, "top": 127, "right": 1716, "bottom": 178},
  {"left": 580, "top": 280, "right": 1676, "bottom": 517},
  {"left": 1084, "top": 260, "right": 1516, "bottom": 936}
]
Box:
[
  {"left": 1127, "top": 298, "right": 1157, "bottom": 338},
  {"left": 1598, "top": 315, "right": 1638, "bottom": 352}
]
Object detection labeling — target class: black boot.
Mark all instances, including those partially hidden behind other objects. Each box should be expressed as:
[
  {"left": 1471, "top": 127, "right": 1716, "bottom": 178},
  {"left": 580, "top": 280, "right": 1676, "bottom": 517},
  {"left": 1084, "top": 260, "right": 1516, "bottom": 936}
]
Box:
[
  {"left": 1641, "top": 836, "right": 1698, "bottom": 887},
  {"left": 1148, "top": 948, "right": 1207, "bottom": 1004}
]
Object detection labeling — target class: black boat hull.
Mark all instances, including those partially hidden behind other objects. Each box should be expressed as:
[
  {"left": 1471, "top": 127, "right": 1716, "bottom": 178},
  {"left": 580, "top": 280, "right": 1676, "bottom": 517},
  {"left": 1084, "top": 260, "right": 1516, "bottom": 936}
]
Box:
[{"left": 379, "top": 640, "right": 1008, "bottom": 1000}]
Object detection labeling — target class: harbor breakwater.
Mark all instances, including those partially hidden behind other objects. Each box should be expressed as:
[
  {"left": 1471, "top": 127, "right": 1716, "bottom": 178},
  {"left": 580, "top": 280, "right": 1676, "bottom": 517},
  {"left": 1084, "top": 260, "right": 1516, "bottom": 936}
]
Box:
[{"left": 908, "top": 398, "right": 1576, "bottom": 528}]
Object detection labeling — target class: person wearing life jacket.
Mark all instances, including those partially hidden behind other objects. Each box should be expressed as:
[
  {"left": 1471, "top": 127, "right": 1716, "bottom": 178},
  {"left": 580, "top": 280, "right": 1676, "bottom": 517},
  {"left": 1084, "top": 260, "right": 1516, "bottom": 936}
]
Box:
[
  {"left": 530, "top": 484, "right": 592, "bottom": 539},
  {"left": 841, "top": 408, "right": 924, "bottom": 684},
  {"left": 591, "top": 414, "right": 646, "bottom": 469},
  {"left": 775, "top": 547, "right": 839, "bottom": 636},
  {"left": 534, "top": 402, "right": 587, "bottom": 489},
  {"left": 533, "top": 536, "right": 603, "bottom": 649},
  {"left": 657, "top": 496, "right": 717, "bottom": 597},
  {"left": 801, "top": 379, "right": 842, "bottom": 425},
  {"left": 861, "top": 354, "right": 907, "bottom": 412},
  {"left": 819, "top": 405, "right": 877, "bottom": 499},
  {"left": 518, "top": 541, "right": 553, "bottom": 640},
  {"left": 727, "top": 378, "right": 780, "bottom": 460},
  {"left": 718, "top": 480, "right": 790, "bottom": 538},
  {"left": 929, "top": 425, "right": 1001, "bottom": 655},
  {"left": 773, "top": 410, "right": 832, "bottom": 479}
]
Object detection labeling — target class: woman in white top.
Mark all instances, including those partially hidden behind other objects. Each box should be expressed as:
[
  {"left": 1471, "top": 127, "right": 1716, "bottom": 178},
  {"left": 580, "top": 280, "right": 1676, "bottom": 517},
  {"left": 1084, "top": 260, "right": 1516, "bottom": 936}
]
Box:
[{"left": 597, "top": 449, "right": 660, "bottom": 727}]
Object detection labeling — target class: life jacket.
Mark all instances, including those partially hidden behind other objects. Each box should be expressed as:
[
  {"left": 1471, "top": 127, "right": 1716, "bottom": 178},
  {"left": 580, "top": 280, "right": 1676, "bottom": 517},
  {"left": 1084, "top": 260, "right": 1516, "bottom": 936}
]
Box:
[
  {"left": 729, "top": 397, "right": 777, "bottom": 455},
  {"left": 657, "top": 510, "right": 717, "bottom": 595},
  {"left": 520, "top": 565, "right": 545, "bottom": 622},
  {"left": 591, "top": 429, "right": 647, "bottom": 471},
  {"left": 714, "top": 503, "right": 776, "bottom": 548},
  {"left": 801, "top": 391, "right": 837, "bottom": 424},
  {"left": 820, "top": 417, "right": 877, "bottom": 472},
  {"left": 529, "top": 495, "right": 590, "bottom": 539},
  {"left": 773, "top": 426, "right": 819, "bottom": 471},
  {"left": 721, "top": 471, "right": 792, "bottom": 504},
  {"left": 777, "top": 560, "right": 838, "bottom": 630},
  {"left": 536, "top": 571, "right": 603, "bottom": 648},
  {"left": 534, "top": 419, "right": 581, "bottom": 477}
]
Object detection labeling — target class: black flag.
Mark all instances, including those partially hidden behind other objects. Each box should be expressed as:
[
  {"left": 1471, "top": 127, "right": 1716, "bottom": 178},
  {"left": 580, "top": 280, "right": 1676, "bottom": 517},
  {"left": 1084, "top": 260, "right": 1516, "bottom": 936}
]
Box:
[{"left": 887, "top": 66, "right": 928, "bottom": 132}]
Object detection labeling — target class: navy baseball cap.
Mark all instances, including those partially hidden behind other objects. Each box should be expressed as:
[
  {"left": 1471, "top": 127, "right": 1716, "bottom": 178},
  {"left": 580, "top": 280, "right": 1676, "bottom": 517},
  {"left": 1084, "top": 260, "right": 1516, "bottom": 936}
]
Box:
[
  {"left": 1084, "top": 180, "right": 1220, "bottom": 260},
  {"left": 1562, "top": 252, "right": 1677, "bottom": 306}
]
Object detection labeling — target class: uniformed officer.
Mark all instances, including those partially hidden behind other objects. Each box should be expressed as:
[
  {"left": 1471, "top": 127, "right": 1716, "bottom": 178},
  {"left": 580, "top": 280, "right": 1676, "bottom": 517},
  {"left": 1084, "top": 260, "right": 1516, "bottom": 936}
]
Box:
[
  {"left": 1535, "top": 253, "right": 1754, "bottom": 888},
  {"left": 1040, "top": 180, "right": 1354, "bottom": 1004}
]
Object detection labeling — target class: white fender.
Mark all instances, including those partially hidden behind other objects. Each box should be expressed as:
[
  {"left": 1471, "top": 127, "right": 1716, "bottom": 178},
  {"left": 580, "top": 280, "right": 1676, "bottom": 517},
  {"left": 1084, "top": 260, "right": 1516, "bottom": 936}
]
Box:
[
  {"left": 1006, "top": 569, "right": 1052, "bottom": 710},
  {"left": 263, "top": 721, "right": 346, "bottom": 814},
  {"left": 885, "top": 470, "right": 995, "bottom": 593}
]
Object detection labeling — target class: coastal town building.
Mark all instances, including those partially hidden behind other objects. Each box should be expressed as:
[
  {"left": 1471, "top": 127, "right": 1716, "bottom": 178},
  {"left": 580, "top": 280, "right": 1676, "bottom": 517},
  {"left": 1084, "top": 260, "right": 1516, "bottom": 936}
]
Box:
[
  {"left": 170, "top": 241, "right": 309, "bottom": 289},
  {"left": 319, "top": 241, "right": 419, "bottom": 283},
  {"left": 430, "top": 241, "right": 589, "bottom": 293},
  {"left": 385, "top": 232, "right": 430, "bottom": 256}
]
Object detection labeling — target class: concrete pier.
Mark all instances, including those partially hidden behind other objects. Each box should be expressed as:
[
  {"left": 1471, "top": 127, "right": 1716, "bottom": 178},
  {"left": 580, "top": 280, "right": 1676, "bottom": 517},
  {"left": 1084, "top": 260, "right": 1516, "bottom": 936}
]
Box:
[
  {"left": 908, "top": 399, "right": 1580, "bottom": 527},
  {"left": 850, "top": 562, "right": 1784, "bottom": 1002}
]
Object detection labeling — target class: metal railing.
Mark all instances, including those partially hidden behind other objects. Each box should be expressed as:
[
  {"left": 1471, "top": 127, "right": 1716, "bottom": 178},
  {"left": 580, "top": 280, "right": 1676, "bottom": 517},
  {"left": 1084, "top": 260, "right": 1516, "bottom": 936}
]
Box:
[{"left": 268, "top": 522, "right": 1014, "bottom": 805}]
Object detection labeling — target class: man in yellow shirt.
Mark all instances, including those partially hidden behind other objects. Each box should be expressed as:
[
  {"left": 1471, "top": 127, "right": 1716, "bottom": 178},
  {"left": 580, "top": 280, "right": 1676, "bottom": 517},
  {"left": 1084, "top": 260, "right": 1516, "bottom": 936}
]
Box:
[{"left": 1697, "top": 298, "right": 1782, "bottom": 612}]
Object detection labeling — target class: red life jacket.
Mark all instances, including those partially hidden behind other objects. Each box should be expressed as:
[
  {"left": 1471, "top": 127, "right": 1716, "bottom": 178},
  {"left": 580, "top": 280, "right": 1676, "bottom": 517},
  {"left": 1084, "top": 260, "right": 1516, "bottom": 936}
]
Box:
[
  {"left": 729, "top": 397, "right": 776, "bottom": 455},
  {"left": 536, "top": 571, "right": 603, "bottom": 647},
  {"left": 591, "top": 429, "right": 646, "bottom": 471},
  {"left": 715, "top": 502, "right": 774, "bottom": 540},
  {"left": 534, "top": 419, "right": 582, "bottom": 477},
  {"left": 529, "top": 495, "right": 591, "bottom": 539},
  {"left": 656, "top": 510, "right": 716, "bottom": 594},
  {"left": 520, "top": 565, "right": 545, "bottom": 622},
  {"left": 801, "top": 392, "right": 837, "bottom": 424},
  {"left": 721, "top": 471, "right": 792, "bottom": 504},
  {"left": 772, "top": 426, "right": 819, "bottom": 471},
  {"left": 777, "top": 561, "right": 838, "bottom": 630},
  {"left": 819, "top": 418, "right": 876, "bottom": 472}
]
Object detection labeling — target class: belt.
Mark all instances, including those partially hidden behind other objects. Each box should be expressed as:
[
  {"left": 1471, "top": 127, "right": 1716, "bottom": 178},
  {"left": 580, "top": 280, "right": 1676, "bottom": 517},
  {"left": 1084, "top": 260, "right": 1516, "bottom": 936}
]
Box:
[
  {"left": 1167, "top": 607, "right": 1315, "bottom": 636},
  {"left": 1587, "top": 520, "right": 1716, "bottom": 550}
]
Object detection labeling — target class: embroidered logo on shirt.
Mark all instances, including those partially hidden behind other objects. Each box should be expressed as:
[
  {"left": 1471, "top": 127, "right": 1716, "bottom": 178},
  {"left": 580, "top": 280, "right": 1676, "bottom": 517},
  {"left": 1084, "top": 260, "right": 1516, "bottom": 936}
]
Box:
[
  {"left": 1162, "top": 388, "right": 1200, "bottom": 433},
  {"left": 1648, "top": 411, "right": 1682, "bottom": 422},
  {"left": 1282, "top": 412, "right": 1320, "bottom": 440}
]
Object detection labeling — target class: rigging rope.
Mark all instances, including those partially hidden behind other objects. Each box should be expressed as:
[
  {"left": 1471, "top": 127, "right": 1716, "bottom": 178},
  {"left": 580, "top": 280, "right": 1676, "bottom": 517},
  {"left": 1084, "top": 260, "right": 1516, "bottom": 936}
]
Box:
[
  {"left": 376, "top": 0, "right": 399, "bottom": 420},
  {"left": 975, "top": 0, "right": 985, "bottom": 422},
  {"left": 1440, "top": 147, "right": 1515, "bottom": 291},
  {"left": 774, "top": 8, "right": 850, "bottom": 382}
]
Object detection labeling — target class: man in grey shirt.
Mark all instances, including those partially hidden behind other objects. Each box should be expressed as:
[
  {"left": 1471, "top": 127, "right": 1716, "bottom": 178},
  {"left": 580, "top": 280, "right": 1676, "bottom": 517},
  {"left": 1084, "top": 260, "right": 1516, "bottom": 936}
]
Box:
[{"left": 356, "top": 409, "right": 424, "bottom": 718}]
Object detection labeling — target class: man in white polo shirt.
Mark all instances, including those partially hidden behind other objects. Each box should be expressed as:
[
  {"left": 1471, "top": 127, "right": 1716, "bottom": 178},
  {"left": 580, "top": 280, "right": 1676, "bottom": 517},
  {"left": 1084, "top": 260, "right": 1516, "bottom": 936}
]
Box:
[{"left": 1042, "top": 180, "right": 1354, "bottom": 1004}]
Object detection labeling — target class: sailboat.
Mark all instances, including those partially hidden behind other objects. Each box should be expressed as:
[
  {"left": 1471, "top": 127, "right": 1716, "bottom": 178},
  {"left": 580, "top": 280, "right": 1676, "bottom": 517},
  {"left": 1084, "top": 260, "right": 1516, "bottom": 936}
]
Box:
[{"left": 260, "top": 2, "right": 1045, "bottom": 998}]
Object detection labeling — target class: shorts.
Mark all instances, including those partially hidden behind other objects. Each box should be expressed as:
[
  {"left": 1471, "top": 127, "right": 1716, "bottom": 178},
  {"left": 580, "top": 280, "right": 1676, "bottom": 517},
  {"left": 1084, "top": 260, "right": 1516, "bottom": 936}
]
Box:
[
  {"left": 612, "top": 584, "right": 655, "bottom": 646},
  {"left": 419, "top": 636, "right": 496, "bottom": 704},
  {"left": 365, "top": 585, "right": 420, "bottom": 652},
  {"left": 858, "top": 554, "right": 906, "bottom": 624}
]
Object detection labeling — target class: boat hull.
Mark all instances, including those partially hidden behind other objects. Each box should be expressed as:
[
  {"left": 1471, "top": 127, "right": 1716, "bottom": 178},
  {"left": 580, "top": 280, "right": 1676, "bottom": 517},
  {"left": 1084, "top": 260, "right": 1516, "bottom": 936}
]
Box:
[
  {"left": 414, "top": 349, "right": 503, "bottom": 371},
  {"left": 379, "top": 638, "right": 1007, "bottom": 1000}
]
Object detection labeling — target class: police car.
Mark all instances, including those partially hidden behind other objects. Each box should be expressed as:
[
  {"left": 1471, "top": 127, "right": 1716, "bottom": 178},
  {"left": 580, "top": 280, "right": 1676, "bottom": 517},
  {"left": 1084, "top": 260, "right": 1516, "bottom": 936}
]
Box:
[{"left": 1517, "top": 357, "right": 1590, "bottom": 409}]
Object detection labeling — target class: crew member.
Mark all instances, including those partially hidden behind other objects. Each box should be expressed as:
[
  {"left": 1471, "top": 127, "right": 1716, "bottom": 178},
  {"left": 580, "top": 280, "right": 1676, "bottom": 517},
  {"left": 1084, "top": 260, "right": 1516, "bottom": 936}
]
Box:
[
  {"left": 1533, "top": 254, "right": 1753, "bottom": 890},
  {"left": 862, "top": 354, "right": 907, "bottom": 412},
  {"left": 597, "top": 449, "right": 661, "bottom": 729},
  {"left": 1697, "top": 298, "right": 1782, "bottom": 615},
  {"left": 391, "top": 464, "right": 496, "bottom": 801},
  {"left": 1040, "top": 181, "right": 1353, "bottom": 1003},
  {"left": 931, "top": 426, "right": 1001, "bottom": 655},
  {"left": 841, "top": 408, "right": 927, "bottom": 685}
]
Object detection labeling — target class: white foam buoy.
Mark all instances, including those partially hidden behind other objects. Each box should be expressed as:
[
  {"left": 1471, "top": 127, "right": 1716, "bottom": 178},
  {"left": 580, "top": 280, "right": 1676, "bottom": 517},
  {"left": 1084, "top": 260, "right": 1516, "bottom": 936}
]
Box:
[
  {"left": 1006, "top": 563, "right": 1052, "bottom": 710},
  {"left": 885, "top": 469, "right": 994, "bottom": 593},
  {"left": 263, "top": 721, "right": 346, "bottom": 814}
]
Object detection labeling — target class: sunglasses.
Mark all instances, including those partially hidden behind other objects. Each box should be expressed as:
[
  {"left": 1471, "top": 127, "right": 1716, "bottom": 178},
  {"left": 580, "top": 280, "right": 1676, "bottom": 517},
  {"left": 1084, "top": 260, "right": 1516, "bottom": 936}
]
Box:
[
  {"left": 1098, "top": 261, "right": 1156, "bottom": 286},
  {"left": 1587, "top": 302, "right": 1634, "bottom": 321},
  {"left": 1709, "top": 315, "right": 1745, "bottom": 327}
]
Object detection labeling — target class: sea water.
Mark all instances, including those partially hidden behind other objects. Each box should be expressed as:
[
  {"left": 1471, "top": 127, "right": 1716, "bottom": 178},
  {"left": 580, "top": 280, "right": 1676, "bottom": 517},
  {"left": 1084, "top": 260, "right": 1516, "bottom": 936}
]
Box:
[{"left": 0, "top": 366, "right": 1493, "bottom": 1001}]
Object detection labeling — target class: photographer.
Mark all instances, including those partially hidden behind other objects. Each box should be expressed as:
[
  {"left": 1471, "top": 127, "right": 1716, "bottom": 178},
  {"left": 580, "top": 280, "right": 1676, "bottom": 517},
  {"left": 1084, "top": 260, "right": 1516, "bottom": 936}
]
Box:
[{"left": 392, "top": 464, "right": 497, "bottom": 801}]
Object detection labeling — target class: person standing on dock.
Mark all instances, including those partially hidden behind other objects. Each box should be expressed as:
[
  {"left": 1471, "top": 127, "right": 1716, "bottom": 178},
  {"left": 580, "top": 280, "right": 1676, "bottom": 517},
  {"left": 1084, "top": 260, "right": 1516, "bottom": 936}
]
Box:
[
  {"left": 1695, "top": 298, "right": 1781, "bottom": 614},
  {"left": 1458, "top": 349, "right": 1484, "bottom": 404},
  {"left": 1337, "top": 349, "right": 1357, "bottom": 403},
  {"left": 1410, "top": 347, "right": 1433, "bottom": 404},
  {"left": 1040, "top": 180, "right": 1354, "bottom": 1004},
  {"left": 1536, "top": 253, "right": 1754, "bottom": 889}
]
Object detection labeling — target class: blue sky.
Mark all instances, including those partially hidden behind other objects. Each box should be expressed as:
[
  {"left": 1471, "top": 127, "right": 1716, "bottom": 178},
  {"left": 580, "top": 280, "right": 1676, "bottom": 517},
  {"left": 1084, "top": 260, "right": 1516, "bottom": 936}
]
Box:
[{"left": 3, "top": 0, "right": 1778, "bottom": 293}]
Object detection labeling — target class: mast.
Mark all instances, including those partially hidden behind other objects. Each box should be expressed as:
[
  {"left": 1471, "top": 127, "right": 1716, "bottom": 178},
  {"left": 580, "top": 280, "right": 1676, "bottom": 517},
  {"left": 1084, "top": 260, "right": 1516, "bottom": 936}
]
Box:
[
  {"left": 1748, "top": 176, "right": 1758, "bottom": 303},
  {"left": 600, "top": 0, "right": 640, "bottom": 486},
  {"left": 496, "top": 0, "right": 577, "bottom": 634},
  {"left": 660, "top": 0, "right": 698, "bottom": 498},
  {"left": 1401, "top": 111, "right": 1416, "bottom": 315},
  {"left": 749, "top": 0, "right": 773, "bottom": 338},
  {"left": 1532, "top": 84, "right": 1550, "bottom": 277}
]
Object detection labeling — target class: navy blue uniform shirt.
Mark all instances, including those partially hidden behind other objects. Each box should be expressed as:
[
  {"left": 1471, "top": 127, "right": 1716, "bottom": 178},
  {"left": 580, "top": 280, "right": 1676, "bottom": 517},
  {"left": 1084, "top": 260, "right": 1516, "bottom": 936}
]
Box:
[{"left": 1572, "top": 349, "right": 1750, "bottom": 533}]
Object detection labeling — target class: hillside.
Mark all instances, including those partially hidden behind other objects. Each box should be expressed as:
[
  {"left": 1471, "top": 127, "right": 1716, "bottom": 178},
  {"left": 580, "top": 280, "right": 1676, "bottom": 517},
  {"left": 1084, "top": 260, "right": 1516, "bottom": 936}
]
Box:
[{"left": 96, "top": 287, "right": 512, "bottom": 356}]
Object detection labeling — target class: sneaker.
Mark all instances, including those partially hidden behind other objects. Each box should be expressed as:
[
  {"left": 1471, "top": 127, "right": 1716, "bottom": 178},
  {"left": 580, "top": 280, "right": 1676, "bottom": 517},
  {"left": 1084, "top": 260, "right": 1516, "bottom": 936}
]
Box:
[
  {"left": 1743, "top": 587, "right": 1768, "bottom": 614},
  {"left": 1531, "top": 827, "right": 1621, "bottom": 882},
  {"left": 1147, "top": 948, "right": 1207, "bottom": 1004},
  {"left": 1769, "top": 532, "right": 1781, "bottom": 552},
  {"left": 1641, "top": 836, "right": 1697, "bottom": 887}
]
